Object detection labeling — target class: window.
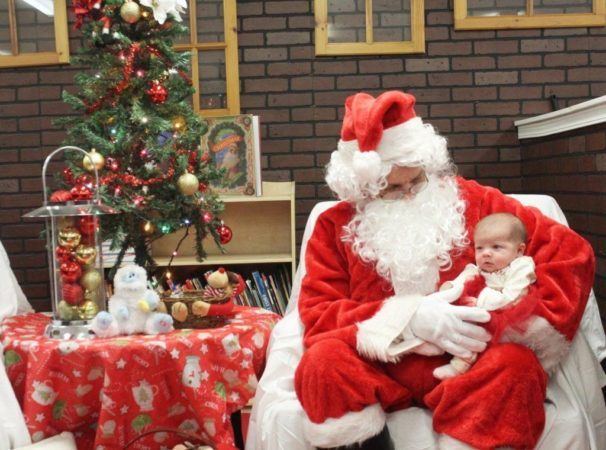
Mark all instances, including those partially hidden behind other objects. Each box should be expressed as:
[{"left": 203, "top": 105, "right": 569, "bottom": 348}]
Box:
[
  {"left": 174, "top": 0, "right": 240, "bottom": 117},
  {"left": 454, "top": 0, "right": 606, "bottom": 29},
  {"left": 314, "top": 0, "right": 425, "bottom": 56},
  {"left": 0, "top": 0, "right": 69, "bottom": 68}
]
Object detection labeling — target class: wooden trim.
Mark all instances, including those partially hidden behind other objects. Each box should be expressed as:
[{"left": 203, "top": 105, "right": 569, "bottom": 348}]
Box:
[
  {"left": 317, "top": 40, "right": 424, "bottom": 56},
  {"left": 1, "top": 0, "right": 70, "bottom": 68},
  {"left": 1, "top": 52, "right": 68, "bottom": 67},
  {"left": 314, "top": 0, "right": 328, "bottom": 56},
  {"left": 8, "top": 0, "right": 18, "bottom": 55},
  {"left": 174, "top": 43, "right": 227, "bottom": 51},
  {"left": 515, "top": 95, "right": 606, "bottom": 139},
  {"left": 53, "top": 0, "right": 70, "bottom": 63},
  {"left": 365, "top": 0, "right": 373, "bottom": 44},
  {"left": 190, "top": 50, "right": 200, "bottom": 112},
  {"left": 224, "top": 0, "right": 240, "bottom": 114},
  {"left": 188, "top": 0, "right": 197, "bottom": 44},
  {"left": 315, "top": 0, "right": 425, "bottom": 56},
  {"left": 455, "top": 0, "right": 605, "bottom": 30}
]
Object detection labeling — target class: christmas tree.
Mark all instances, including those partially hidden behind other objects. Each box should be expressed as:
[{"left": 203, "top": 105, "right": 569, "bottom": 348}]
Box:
[{"left": 55, "top": 0, "right": 231, "bottom": 277}]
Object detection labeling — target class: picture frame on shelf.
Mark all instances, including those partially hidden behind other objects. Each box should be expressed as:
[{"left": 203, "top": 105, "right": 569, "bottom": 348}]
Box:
[{"left": 201, "top": 114, "right": 262, "bottom": 196}]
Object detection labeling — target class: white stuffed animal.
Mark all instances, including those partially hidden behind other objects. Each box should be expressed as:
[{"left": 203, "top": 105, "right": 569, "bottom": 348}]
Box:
[{"left": 91, "top": 265, "right": 173, "bottom": 337}]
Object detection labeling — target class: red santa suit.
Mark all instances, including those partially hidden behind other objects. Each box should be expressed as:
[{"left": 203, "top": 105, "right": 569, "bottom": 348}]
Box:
[{"left": 295, "top": 177, "right": 595, "bottom": 450}]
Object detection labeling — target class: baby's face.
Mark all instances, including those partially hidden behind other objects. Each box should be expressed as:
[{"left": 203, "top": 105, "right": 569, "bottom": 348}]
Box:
[{"left": 474, "top": 226, "right": 524, "bottom": 273}]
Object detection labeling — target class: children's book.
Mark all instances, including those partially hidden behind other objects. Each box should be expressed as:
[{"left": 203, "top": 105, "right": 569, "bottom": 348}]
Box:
[{"left": 201, "top": 114, "right": 262, "bottom": 196}]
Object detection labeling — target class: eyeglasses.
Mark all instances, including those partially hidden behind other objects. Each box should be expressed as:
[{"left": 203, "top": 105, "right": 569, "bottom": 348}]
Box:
[{"left": 379, "top": 172, "right": 429, "bottom": 202}]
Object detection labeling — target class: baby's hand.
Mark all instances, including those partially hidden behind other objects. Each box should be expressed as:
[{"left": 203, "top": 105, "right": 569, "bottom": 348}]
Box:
[
  {"left": 462, "top": 296, "right": 478, "bottom": 306},
  {"left": 439, "top": 281, "right": 453, "bottom": 292}
]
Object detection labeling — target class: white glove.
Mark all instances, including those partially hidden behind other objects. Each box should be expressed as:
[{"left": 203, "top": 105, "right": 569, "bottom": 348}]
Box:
[{"left": 410, "top": 285, "right": 491, "bottom": 360}]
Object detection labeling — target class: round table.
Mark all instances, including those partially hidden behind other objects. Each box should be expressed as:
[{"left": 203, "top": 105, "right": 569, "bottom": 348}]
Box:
[{"left": 1, "top": 307, "right": 280, "bottom": 450}]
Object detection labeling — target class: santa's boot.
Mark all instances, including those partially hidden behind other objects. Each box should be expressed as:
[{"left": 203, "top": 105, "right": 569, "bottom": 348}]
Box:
[{"left": 318, "top": 426, "right": 394, "bottom": 450}]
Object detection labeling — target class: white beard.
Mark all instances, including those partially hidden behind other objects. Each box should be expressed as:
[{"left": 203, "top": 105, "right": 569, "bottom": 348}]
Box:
[{"left": 344, "top": 176, "right": 468, "bottom": 296}]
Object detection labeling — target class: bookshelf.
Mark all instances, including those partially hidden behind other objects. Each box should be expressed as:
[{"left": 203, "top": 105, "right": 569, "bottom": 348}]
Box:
[
  {"left": 151, "top": 181, "right": 295, "bottom": 275},
  {"left": 150, "top": 181, "right": 296, "bottom": 309}
]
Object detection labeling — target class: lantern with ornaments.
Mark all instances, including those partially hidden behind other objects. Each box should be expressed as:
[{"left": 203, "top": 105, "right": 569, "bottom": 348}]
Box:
[{"left": 24, "top": 147, "right": 118, "bottom": 338}]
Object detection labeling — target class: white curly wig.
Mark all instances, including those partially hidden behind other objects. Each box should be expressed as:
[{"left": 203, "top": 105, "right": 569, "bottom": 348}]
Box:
[{"left": 326, "top": 117, "right": 454, "bottom": 204}]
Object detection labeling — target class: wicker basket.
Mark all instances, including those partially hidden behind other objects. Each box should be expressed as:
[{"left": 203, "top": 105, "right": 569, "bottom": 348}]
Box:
[{"left": 162, "top": 291, "right": 229, "bottom": 329}]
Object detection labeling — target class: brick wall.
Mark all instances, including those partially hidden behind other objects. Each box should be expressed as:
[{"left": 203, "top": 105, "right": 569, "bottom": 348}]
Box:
[
  {"left": 521, "top": 124, "right": 606, "bottom": 316},
  {"left": 1, "top": 0, "right": 606, "bottom": 311}
]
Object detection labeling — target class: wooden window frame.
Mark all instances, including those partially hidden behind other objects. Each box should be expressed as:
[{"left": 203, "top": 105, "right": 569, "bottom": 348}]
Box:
[
  {"left": 0, "top": 0, "right": 69, "bottom": 68},
  {"left": 314, "top": 0, "right": 425, "bottom": 56},
  {"left": 174, "top": 0, "right": 240, "bottom": 117},
  {"left": 454, "top": 0, "right": 606, "bottom": 30}
]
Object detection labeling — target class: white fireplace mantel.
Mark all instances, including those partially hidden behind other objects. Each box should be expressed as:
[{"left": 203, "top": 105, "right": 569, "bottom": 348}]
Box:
[{"left": 515, "top": 96, "right": 606, "bottom": 140}]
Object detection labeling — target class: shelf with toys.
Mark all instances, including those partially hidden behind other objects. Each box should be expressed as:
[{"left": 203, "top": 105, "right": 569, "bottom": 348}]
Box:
[{"left": 149, "top": 180, "right": 296, "bottom": 315}]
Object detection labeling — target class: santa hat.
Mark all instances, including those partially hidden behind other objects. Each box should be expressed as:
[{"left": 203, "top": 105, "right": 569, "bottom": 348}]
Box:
[{"left": 328, "top": 91, "right": 450, "bottom": 198}]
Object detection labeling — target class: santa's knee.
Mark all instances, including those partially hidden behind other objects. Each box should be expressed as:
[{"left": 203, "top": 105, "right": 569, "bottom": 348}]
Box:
[{"left": 481, "top": 342, "right": 543, "bottom": 374}]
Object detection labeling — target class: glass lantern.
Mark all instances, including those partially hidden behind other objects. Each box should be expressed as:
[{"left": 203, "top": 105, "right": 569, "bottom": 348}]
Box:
[{"left": 24, "top": 146, "right": 117, "bottom": 339}]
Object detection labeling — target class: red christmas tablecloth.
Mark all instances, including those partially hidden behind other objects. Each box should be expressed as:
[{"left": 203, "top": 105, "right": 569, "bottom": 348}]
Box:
[{"left": 1, "top": 307, "right": 280, "bottom": 450}]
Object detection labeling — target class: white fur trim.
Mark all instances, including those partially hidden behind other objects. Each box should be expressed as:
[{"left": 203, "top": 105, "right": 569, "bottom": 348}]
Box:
[
  {"left": 377, "top": 117, "right": 428, "bottom": 163},
  {"left": 357, "top": 295, "right": 425, "bottom": 363},
  {"left": 438, "top": 434, "right": 477, "bottom": 449},
  {"left": 303, "top": 404, "right": 385, "bottom": 448},
  {"left": 352, "top": 150, "right": 382, "bottom": 186},
  {"left": 501, "top": 315, "right": 571, "bottom": 373}
]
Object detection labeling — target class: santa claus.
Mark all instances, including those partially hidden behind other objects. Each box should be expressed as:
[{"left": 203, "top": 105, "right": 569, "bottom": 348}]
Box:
[{"left": 294, "top": 91, "right": 595, "bottom": 449}]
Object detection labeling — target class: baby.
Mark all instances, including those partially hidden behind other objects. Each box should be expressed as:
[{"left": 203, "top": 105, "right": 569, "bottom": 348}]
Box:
[{"left": 433, "top": 212, "right": 536, "bottom": 380}]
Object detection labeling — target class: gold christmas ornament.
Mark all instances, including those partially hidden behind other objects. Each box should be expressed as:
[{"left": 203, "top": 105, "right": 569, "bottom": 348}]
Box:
[
  {"left": 141, "top": 220, "right": 156, "bottom": 236},
  {"left": 81, "top": 269, "right": 102, "bottom": 290},
  {"left": 58, "top": 227, "right": 82, "bottom": 249},
  {"left": 120, "top": 1, "right": 141, "bottom": 23},
  {"left": 58, "top": 300, "right": 77, "bottom": 321},
  {"left": 57, "top": 216, "right": 75, "bottom": 229},
  {"left": 74, "top": 244, "right": 97, "bottom": 266},
  {"left": 141, "top": 9, "right": 151, "bottom": 19},
  {"left": 83, "top": 289, "right": 99, "bottom": 303},
  {"left": 172, "top": 116, "right": 187, "bottom": 133},
  {"left": 79, "top": 300, "right": 99, "bottom": 320},
  {"left": 177, "top": 173, "right": 199, "bottom": 196},
  {"left": 83, "top": 149, "right": 106, "bottom": 173}
]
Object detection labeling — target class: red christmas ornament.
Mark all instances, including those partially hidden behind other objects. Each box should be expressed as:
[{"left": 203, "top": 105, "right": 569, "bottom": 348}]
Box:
[
  {"left": 75, "top": 174, "right": 93, "bottom": 186},
  {"left": 201, "top": 152, "right": 211, "bottom": 163},
  {"left": 63, "top": 168, "right": 74, "bottom": 184},
  {"left": 80, "top": 233, "right": 95, "bottom": 246},
  {"left": 60, "top": 261, "right": 82, "bottom": 283},
  {"left": 70, "top": 184, "right": 93, "bottom": 201},
  {"left": 78, "top": 216, "right": 98, "bottom": 235},
  {"left": 202, "top": 211, "right": 213, "bottom": 223},
  {"left": 199, "top": 182, "right": 207, "bottom": 193},
  {"left": 62, "top": 283, "right": 84, "bottom": 306},
  {"left": 106, "top": 157, "right": 120, "bottom": 172},
  {"left": 217, "top": 224, "right": 233, "bottom": 245},
  {"left": 133, "top": 195, "right": 145, "bottom": 207},
  {"left": 56, "top": 246, "right": 73, "bottom": 263},
  {"left": 50, "top": 190, "right": 72, "bottom": 203},
  {"left": 147, "top": 80, "right": 168, "bottom": 104}
]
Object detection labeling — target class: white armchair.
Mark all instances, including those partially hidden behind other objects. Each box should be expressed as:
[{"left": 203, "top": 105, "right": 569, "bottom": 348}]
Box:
[{"left": 246, "top": 195, "right": 606, "bottom": 450}]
